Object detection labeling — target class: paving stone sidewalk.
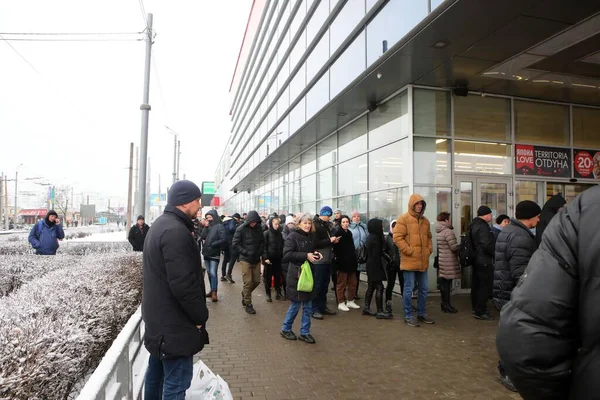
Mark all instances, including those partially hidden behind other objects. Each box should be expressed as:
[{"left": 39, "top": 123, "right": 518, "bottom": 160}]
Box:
[{"left": 196, "top": 268, "right": 521, "bottom": 400}]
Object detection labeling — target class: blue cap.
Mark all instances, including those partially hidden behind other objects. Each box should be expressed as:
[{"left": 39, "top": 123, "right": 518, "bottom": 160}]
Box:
[{"left": 319, "top": 206, "right": 333, "bottom": 217}]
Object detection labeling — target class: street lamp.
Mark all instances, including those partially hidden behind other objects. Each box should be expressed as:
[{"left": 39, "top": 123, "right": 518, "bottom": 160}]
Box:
[{"left": 165, "top": 126, "right": 181, "bottom": 184}]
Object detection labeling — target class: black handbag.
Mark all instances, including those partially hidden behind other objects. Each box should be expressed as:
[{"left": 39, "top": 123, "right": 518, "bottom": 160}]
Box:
[
  {"left": 355, "top": 244, "right": 367, "bottom": 264},
  {"left": 433, "top": 247, "right": 439, "bottom": 269}
]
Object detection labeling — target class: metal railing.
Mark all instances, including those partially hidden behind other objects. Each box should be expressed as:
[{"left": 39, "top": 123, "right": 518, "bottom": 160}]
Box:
[{"left": 77, "top": 306, "right": 148, "bottom": 400}]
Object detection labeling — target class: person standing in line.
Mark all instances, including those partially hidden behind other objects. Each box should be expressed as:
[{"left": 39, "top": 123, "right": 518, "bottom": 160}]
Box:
[
  {"left": 393, "top": 194, "right": 434, "bottom": 327},
  {"left": 311, "top": 206, "right": 340, "bottom": 320},
  {"left": 332, "top": 215, "right": 360, "bottom": 312},
  {"left": 535, "top": 193, "right": 566, "bottom": 246},
  {"left": 363, "top": 218, "right": 393, "bottom": 319},
  {"left": 202, "top": 210, "right": 226, "bottom": 302},
  {"left": 384, "top": 220, "right": 402, "bottom": 316},
  {"left": 282, "top": 215, "right": 295, "bottom": 241},
  {"left": 128, "top": 215, "right": 150, "bottom": 252},
  {"left": 493, "top": 200, "right": 541, "bottom": 392},
  {"left": 469, "top": 206, "right": 496, "bottom": 320},
  {"left": 143, "top": 180, "right": 208, "bottom": 400},
  {"left": 280, "top": 213, "right": 319, "bottom": 344},
  {"left": 232, "top": 210, "right": 265, "bottom": 314},
  {"left": 192, "top": 212, "right": 205, "bottom": 278},
  {"left": 281, "top": 215, "right": 296, "bottom": 297},
  {"left": 222, "top": 213, "right": 242, "bottom": 283},
  {"left": 492, "top": 214, "right": 510, "bottom": 240},
  {"left": 28, "top": 210, "right": 65, "bottom": 255},
  {"left": 330, "top": 209, "right": 343, "bottom": 293},
  {"left": 263, "top": 216, "right": 285, "bottom": 302},
  {"left": 349, "top": 211, "right": 368, "bottom": 300},
  {"left": 435, "top": 212, "right": 460, "bottom": 314}
]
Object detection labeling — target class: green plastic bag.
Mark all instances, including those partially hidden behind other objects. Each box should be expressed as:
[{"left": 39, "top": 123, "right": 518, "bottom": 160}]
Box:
[{"left": 297, "top": 261, "right": 314, "bottom": 292}]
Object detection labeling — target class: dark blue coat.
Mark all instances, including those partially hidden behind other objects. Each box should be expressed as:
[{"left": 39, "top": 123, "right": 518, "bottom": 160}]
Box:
[{"left": 28, "top": 220, "right": 65, "bottom": 255}]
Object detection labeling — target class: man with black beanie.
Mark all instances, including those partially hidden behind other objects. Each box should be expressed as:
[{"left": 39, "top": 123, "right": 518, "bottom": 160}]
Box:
[
  {"left": 128, "top": 215, "right": 150, "bottom": 252},
  {"left": 28, "top": 209, "right": 65, "bottom": 255},
  {"left": 493, "top": 199, "right": 541, "bottom": 392},
  {"left": 469, "top": 205, "right": 496, "bottom": 320},
  {"left": 142, "top": 180, "right": 209, "bottom": 399}
]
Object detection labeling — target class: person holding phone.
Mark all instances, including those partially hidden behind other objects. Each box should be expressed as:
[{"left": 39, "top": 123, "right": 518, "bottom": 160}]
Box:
[
  {"left": 311, "top": 206, "right": 340, "bottom": 320},
  {"left": 281, "top": 213, "right": 319, "bottom": 344},
  {"left": 28, "top": 210, "right": 65, "bottom": 255},
  {"left": 332, "top": 215, "right": 360, "bottom": 312}
]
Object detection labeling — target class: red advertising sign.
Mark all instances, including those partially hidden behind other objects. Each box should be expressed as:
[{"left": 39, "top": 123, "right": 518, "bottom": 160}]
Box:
[
  {"left": 574, "top": 149, "right": 600, "bottom": 179},
  {"left": 515, "top": 145, "right": 571, "bottom": 177}
]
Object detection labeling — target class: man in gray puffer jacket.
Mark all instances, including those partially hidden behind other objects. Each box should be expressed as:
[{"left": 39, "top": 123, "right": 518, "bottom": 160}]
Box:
[{"left": 493, "top": 200, "right": 541, "bottom": 392}]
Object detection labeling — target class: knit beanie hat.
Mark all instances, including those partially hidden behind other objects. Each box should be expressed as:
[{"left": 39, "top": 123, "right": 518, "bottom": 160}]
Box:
[
  {"left": 477, "top": 206, "right": 492, "bottom": 217},
  {"left": 516, "top": 200, "right": 542, "bottom": 220},
  {"left": 137, "top": 215, "right": 144, "bottom": 221},
  {"left": 168, "top": 180, "right": 202, "bottom": 206},
  {"left": 285, "top": 216, "right": 295, "bottom": 225},
  {"left": 319, "top": 206, "right": 333, "bottom": 216}
]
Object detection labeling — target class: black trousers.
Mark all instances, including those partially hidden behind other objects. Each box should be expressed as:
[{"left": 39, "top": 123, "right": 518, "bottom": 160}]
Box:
[
  {"left": 471, "top": 264, "right": 493, "bottom": 315},
  {"left": 385, "top": 267, "right": 402, "bottom": 302},
  {"left": 439, "top": 277, "right": 452, "bottom": 306},
  {"left": 224, "top": 247, "right": 237, "bottom": 277},
  {"left": 355, "top": 270, "right": 361, "bottom": 299},
  {"left": 222, "top": 247, "right": 231, "bottom": 277},
  {"left": 365, "top": 281, "right": 384, "bottom": 311},
  {"left": 263, "top": 259, "right": 282, "bottom": 294}
]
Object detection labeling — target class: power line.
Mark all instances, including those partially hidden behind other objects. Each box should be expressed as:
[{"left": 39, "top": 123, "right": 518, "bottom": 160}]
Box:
[
  {"left": 138, "top": 0, "right": 149, "bottom": 27},
  {"left": 0, "top": 33, "right": 41, "bottom": 75},
  {"left": 152, "top": 53, "right": 170, "bottom": 123}
]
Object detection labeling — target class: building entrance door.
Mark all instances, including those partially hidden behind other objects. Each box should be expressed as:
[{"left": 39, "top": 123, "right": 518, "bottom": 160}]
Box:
[{"left": 453, "top": 175, "right": 512, "bottom": 291}]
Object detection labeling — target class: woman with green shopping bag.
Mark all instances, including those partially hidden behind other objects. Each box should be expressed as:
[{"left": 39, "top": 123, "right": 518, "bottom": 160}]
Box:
[{"left": 280, "top": 213, "right": 321, "bottom": 344}]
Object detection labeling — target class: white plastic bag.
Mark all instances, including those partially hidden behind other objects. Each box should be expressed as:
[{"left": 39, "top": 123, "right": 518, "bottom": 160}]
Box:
[{"left": 186, "top": 360, "right": 233, "bottom": 400}]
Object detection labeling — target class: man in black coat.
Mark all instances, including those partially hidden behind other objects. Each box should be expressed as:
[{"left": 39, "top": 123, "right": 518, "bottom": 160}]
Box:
[
  {"left": 535, "top": 193, "right": 566, "bottom": 246},
  {"left": 128, "top": 215, "right": 150, "bottom": 251},
  {"left": 311, "top": 206, "right": 340, "bottom": 320},
  {"left": 221, "top": 213, "right": 242, "bottom": 283},
  {"left": 232, "top": 210, "right": 265, "bottom": 314},
  {"left": 492, "top": 200, "right": 541, "bottom": 393},
  {"left": 469, "top": 206, "right": 496, "bottom": 320},
  {"left": 142, "top": 180, "right": 208, "bottom": 399},
  {"left": 496, "top": 186, "right": 600, "bottom": 400}
]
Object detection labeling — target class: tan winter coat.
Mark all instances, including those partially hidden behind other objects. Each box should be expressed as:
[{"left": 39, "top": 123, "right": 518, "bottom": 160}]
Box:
[
  {"left": 393, "top": 194, "right": 433, "bottom": 272},
  {"left": 435, "top": 221, "right": 460, "bottom": 280}
]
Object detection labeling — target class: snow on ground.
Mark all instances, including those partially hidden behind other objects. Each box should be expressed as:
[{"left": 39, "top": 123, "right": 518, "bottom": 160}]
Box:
[{"left": 70, "top": 230, "right": 127, "bottom": 242}]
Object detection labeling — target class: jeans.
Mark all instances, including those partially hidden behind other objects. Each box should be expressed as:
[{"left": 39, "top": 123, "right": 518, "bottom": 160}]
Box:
[
  {"left": 144, "top": 354, "right": 193, "bottom": 400},
  {"left": 402, "top": 270, "right": 428, "bottom": 318},
  {"left": 282, "top": 300, "right": 312, "bottom": 335},
  {"left": 312, "top": 264, "right": 331, "bottom": 313},
  {"left": 205, "top": 257, "right": 220, "bottom": 292}
]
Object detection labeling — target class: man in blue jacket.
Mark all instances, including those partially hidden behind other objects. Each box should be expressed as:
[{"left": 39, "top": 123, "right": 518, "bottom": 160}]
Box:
[{"left": 28, "top": 210, "right": 65, "bottom": 255}]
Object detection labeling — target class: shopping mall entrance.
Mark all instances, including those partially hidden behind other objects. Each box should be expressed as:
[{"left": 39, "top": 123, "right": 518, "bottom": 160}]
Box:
[{"left": 453, "top": 175, "right": 513, "bottom": 291}]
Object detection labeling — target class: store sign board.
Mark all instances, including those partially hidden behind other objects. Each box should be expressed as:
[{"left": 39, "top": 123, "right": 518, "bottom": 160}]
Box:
[
  {"left": 574, "top": 149, "right": 600, "bottom": 179},
  {"left": 515, "top": 144, "right": 571, "bottom": 177}
]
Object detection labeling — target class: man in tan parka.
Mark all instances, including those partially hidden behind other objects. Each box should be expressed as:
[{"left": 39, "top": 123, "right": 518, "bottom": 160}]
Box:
[{"left": 393, "top": 194, "right": 434, "bottom": 327}]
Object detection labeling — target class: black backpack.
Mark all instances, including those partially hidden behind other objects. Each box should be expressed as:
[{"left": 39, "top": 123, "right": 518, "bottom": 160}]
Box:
[{"left": 458, "top": 227, "right": 476, "bottom": 268}]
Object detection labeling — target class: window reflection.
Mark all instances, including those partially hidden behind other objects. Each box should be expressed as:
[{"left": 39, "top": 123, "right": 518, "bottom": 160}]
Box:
[
  {"left": 301, "top": 147, "right": 317, "bottom": 176},
  {"left": 414, "top": 89, "right": 451, "bottom": 137},
  {"left": 301, "top": 174, "right": 317, "bottom": 202},
  {"left": 338, "top": 115, "right": 367, "bottom": 162},
  {"left": 368, "top": 187, "right": 409, "bottom": 232},
  {"left": 289, "top": 97, "right": 306, "bottom": 135},
  {"left": 454, "top": 140, "right": 512, "bottom": 175},
  {"left": 317, "top": 134, "right": 337, "bottom": 169},
  {"left": 368, "top": 91, "right": 409, "bottom": 149},
  {"left": 306, "top": 71, "right": 330, "bottom": 120},
  {"left": 515, "top": 100, "right": 569, "bottom": 146},
  {"left": 318, "top": 167, "right": 337, "bottom": 199},
  {"left": 369, "top": 139, "right": 409, "bottom": 191},
  {"left": 338, "top": 155, "right": 368, "bottom": 195},
  {"left": 337, "top": 194, "right": 367, "bottom": 219},
  {"left": 307, "top": 31, "right": 329, "bottom": 82},
  {"left": 454, "top": 95, "right": 510, "bottom": 141},
  {"left": 330, "top": 31, "right": 366, "bottom": 98},
  {"left": 330, "top": 0, "right": 365, "bottom": 54},
  {"left": 573, "top": 107, "right": 600, "bottom": 148},
  {"left": 414, "top": 138, "right": 451, "bottom": 184}
]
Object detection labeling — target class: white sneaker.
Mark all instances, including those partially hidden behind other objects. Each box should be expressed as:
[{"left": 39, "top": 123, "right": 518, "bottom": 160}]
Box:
[
  {"left": 346, "top": 300, "right": 360, "bottom": 309},
  {"left": 338, "top": 302, "right": 350, "bottom": 312}
]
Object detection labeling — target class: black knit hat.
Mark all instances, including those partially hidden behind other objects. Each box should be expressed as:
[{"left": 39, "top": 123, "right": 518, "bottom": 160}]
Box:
[
  {"left": 477, "top": 206, "right": 492, "bottom": 217},
  {"left": 137, "top": 215, "right": 144, "bottom": 221},
  {"left": 516, "top": 200, "right": 542, "bottom": 220},
  {"left": 495, "top": 214, "right": 510, "bottom": 225},
  {"left": 47, "top": 210, "right": 58, "bottom": 218},
  {"left": 232, "top": 213, "right": 241, "bottom": 219},
  {"left": 167, "top": 180, "right": 202, "bottom": 206}
]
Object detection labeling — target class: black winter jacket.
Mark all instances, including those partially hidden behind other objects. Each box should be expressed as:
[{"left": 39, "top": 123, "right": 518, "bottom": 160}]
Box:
[
  {"left": 128, "top": 223, "right": 150, "bottom": 251},
  {"left": 496, "top": 186, "right": 600, "bottom": 400},
  {"left": 282, "top": 229, "right": 315, "bottom": 302},
  {"left": 365, "top": 219, "right": 389, "bottom": 282},
  {"left": 469, "top": 217, "right": 495, "bottom": 267},
  {"left": 142, "top": 205, "right": 209, "bottom": 358},
  {"left": 312, "top": 216, "right": 333, "bottom": 264},
  {"left": 535, "top": 194, "right": 566, "bottom": 247},
  {"left": 232, "top": 211, "right": 265, "bottom": 264},
  {"left": 492, "top": 219, "right": 537, "bottom": 310},
  {"left": 332, "top": 226, "right": 358, "bottom": 273},
  {"left": 202, "top": 210, "right": 226, "bottom": 259},
  {"left": 263, "top": 226, "right": 284, "bottom": 262},
  {"left": 385, "top": 232, "right": 400, "bottom": 269}
]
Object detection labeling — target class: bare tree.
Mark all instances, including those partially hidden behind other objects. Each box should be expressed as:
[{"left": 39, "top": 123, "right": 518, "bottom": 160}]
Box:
[{"left": 53, "top": 185, "right": 72, "bottom": 223}]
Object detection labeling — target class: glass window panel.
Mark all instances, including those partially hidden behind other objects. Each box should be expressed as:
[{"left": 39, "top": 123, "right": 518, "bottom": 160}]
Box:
[
  {"left": 338, "top": 115, "right": 367, "bottom": 162},
  {"left": 277, "top": 56, "right": 290, "bottom": 89},
  {"left": 306, "top": 70, "right": 330, "bottom": 120},
  {"left": 288, "top": 157, "right": 301, "bottom": 181},
  {"left": 515, "top": 100, "right": 569, "bottom": 146},
  {"left": 330, "top": 31, "right": 366, "bottom": 98},
  {"left": 369, "top": 139, "right": 409, "bottom": 191},
  {"left": 516, "top": 180, "right": 543, "bottom": 206},
  {"left": 368, "top": 91, "right": 409, "bottom": 149},
  {"left": 454, "top": 95, "right": 510, "bottom": 141},
  {"left": 337, "top": 194, "right": 367, "bottom": 218},
  {"left": 289, "top": 63, "right": 306, "bottom": 104},
  {"left": 454, "top": 140, "right": 512, "bottom": 175},
  {"left": 289, "top": 97, "right": 306, "bottom": 135},
  {"left": 301, "top": 147, "right": 317, "bottom": 176},
  {"left": 289, "top": 180, "right": 301, "bottom": 204},
  {"left": 301, "top": 201, "right": 317, "bottom": 214},
  {"left": 301, "top": 174, "right": 317, "bottom": 202},
  {"left": 307, "top": 0, "right": 329, "bottom": 45},
  {"left": 330, "top": 0, "right": 365, "bottom": 53},
  {"left": 458, "top": 180, "right": 473, "bottom": 235},
  {"left": 413, "top": 185, "right": 452, "bottom": 249},
  {"left": 480, "top": 182, "right": 508, "bottom": 217},
  {"left": 317, "top": 198, "right": 337, "bottom": 213},
  {"left": 368, "top": 187, "right": 409, "bottom": 233},
  {"left": 307, "top": 31, "right": 329, "bottom": 82},
  {"left": 573, "top": 107, "right": 600, "bottom": 148},
  {"left": 317, "top": 133, "right": 337, "bottom": 169},
  {"left": 338, "top": 155, "right": 368, "bottom": 195},
  {"left": 414, "top": 89, "right": 451, "bottom": 137},
  {"left": 366, "top": 0, "right": 428, "bottom": 66},
  {"left": 277, "top": 86, "right": 290, "bottom": 120},
  {"left": 290, "top": 0, "right": 306, "bottom": 41},
  {"left": 414, "top": 137, "right": 451, "bottom": 184},
  {"left": 318, "top": 167, "right": 337, "bottom": 199}
]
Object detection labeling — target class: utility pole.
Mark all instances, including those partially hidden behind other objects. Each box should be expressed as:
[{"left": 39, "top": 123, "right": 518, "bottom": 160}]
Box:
[
  {"left": 173, "top": 134, "right": 177, "bottom": 184},
  {"left": 134, "top": 146, "right": 139, "bottom": 210},
  {"left": 177, "top": 140, "right": 181, "bottom": 181},
  {"left": 146, "top": 157, "right": 151, "bottom": 219},
  {"left": 135, "top": 12, "right": 153, "bottom": 219},
  {"left": 14, "top": 171, "right": 18, "bottom": 224},
  {"left": 4, "top": 176, "right": 8, "bottom": 230},
  {"left": 0, "top": 172, "right": 3, "bottom": 230},
  {"left": 127, "top": 142, "right": 134, "bottom": 236}
]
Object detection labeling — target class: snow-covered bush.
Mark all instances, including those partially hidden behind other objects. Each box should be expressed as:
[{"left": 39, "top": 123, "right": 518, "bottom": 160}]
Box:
[
  {"left": 0, "top": 252, "right": 142, "bottom": 399},
  {"left": 0, "top": 241, "right": 131, "bottom": 257},
  {"left": 6, "top": 236, "right": 19, "bottom": 242}
]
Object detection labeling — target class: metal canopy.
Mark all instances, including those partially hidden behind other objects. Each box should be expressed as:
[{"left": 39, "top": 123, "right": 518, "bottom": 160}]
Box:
[{"left": 234, "top": 0, "right": 600, "bottom": 192}]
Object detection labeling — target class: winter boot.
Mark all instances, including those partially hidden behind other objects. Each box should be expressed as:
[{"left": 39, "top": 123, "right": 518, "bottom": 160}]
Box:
[
  {"left": 266, "top": 288, "right": 272, "bottom": 302},
  {"left": 275, "top": 288, "right": 284, "bottom": 300},
  {"left": 362, "top": 285, "right": 376, "bottom": 316},
  {"left": 211, "top": 291, "right": 218, "bottom": 303},
  {"left": 376, "top": 289, "right": 392, "bottom": 319},
  {"left": 385, "top": 300, "right": 393, "bottom": 315}
]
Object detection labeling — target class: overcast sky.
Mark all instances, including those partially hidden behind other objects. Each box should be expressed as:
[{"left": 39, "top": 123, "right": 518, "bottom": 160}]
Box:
[{"left": 0, "top": 0, "right": 250, "bottom": 208}]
